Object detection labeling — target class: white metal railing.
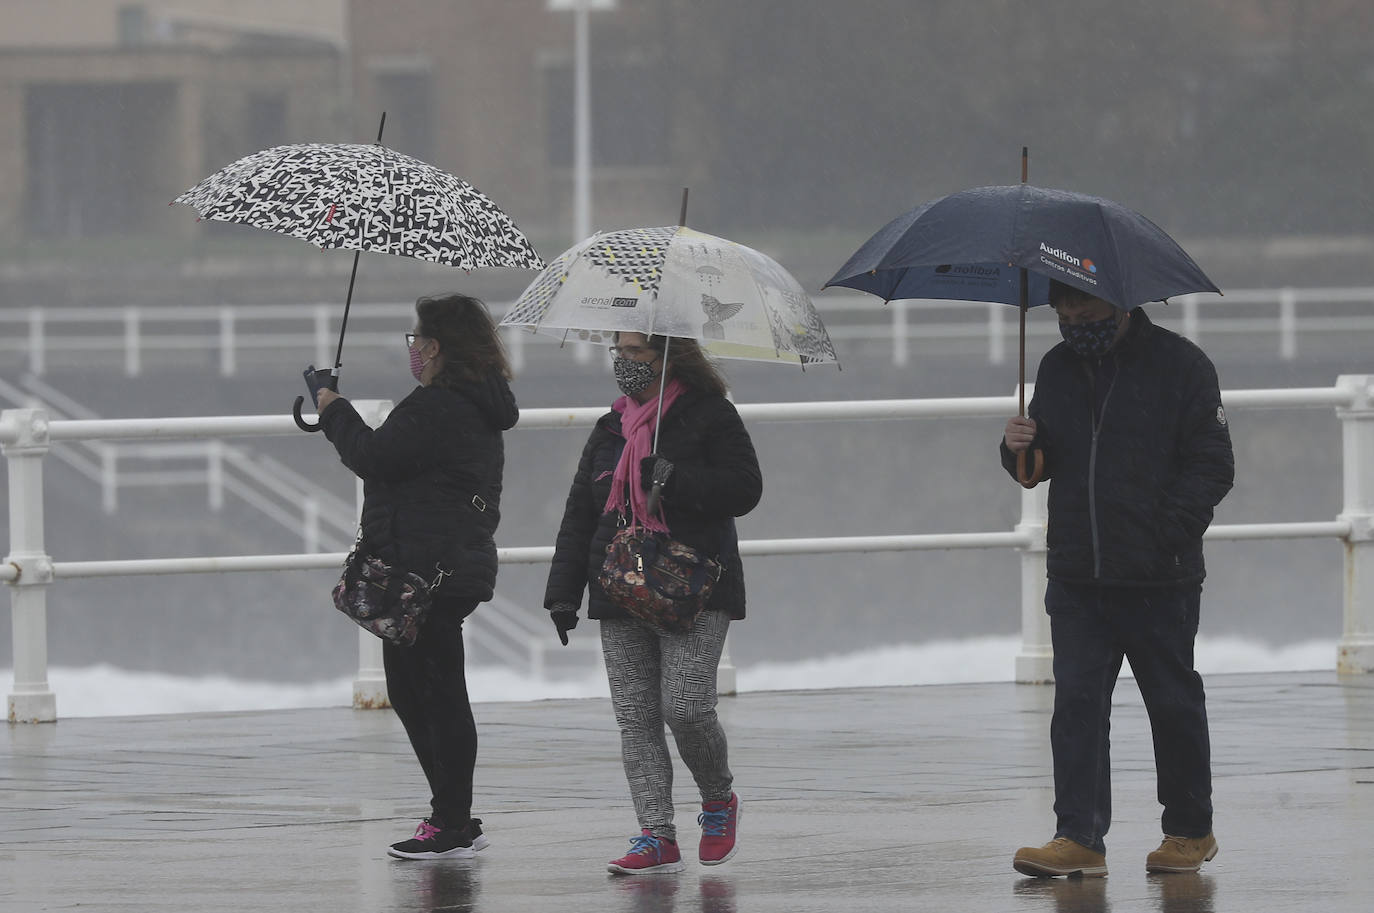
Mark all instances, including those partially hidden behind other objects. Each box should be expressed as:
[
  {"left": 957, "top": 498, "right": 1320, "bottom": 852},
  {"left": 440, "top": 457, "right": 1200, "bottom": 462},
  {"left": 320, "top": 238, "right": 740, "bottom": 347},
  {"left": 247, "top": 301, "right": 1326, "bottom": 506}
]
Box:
[
  {"left": 0, "top": 375, "right": 357, "bottom": 552},
  {"left": 4, "top": 378, "right": 1374, "bottom": 722},
  {"left": 3, "top": 287, "right": 1374, "bottom": 375}
]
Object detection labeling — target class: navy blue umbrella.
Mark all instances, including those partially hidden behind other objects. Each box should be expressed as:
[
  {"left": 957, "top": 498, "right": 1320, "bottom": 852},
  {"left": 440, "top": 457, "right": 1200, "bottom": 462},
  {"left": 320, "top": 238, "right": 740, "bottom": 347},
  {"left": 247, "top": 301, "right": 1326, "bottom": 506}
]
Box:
[
  {"left": 825, "top": 172, "right": 1219, "bottom": 485},
  {"left": 823, "top": 182, "right": 1218, "bottom": 310}
]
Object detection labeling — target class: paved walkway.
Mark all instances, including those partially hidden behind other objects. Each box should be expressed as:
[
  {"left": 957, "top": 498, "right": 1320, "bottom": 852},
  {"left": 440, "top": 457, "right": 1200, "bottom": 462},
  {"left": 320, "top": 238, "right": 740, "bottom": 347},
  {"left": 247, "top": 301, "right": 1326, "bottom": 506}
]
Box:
[{"left": 2, "top": 671, "right": 1372, "bottom": 912}]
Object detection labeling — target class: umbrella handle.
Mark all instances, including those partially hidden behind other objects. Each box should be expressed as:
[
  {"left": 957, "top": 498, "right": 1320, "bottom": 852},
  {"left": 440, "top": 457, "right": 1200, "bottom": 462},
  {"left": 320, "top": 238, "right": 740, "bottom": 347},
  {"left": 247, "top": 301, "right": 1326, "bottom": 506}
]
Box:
[
  {"left": 1016, "top": 448, "right": 1045, "bottom": 488},
  {"left": 292, "top": 396, "right": 323, "bottom": 433}
]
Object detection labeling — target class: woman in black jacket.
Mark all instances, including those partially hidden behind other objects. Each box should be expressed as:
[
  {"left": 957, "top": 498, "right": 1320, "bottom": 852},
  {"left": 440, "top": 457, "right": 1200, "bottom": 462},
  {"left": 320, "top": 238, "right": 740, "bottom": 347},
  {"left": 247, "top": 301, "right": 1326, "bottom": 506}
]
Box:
[
  {"left": 316, "top": 293, "right": 518, "bottom": 860},
  {"left": 545, "top": 332, "right": 762, "bottom": 875}
]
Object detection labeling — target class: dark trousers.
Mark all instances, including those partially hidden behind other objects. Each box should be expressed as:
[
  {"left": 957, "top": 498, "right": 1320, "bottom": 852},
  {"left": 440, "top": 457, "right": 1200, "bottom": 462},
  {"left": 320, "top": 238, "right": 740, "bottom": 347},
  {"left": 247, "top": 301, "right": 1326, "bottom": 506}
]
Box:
[
  {"left": 1046, "top": 580, "right": 1212, "bottom": 854},
  {"left": 382, "top": 603, "right": 479, "bottom": 828}
]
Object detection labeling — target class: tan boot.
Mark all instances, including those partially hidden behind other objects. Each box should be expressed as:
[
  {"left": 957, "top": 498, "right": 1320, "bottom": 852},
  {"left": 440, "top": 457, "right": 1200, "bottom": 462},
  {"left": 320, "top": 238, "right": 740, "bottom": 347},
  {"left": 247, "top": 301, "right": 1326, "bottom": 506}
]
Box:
[
  {"left": 1146, "top": 833, "right": 1218, "bottom": 873},
  {"left": 1013, "top": 837, "right": 1108, "bottom": 878}
]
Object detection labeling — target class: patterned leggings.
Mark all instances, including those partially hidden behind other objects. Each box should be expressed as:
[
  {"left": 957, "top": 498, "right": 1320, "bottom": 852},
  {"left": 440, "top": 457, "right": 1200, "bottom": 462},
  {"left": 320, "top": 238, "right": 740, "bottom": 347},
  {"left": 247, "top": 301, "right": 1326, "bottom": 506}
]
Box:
[{"left": 600, "top": 610, "right": 734, "bottom": 842}]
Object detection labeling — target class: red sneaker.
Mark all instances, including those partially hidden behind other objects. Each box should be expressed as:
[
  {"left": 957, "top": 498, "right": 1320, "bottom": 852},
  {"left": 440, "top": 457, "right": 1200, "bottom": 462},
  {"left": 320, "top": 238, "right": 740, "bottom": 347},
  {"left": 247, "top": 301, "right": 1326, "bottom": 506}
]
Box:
[
  {"left": 607, "top": 829, "right": 684, "bottom": 875},
  {"left": 698, "top": 793, "right": 740, "bottom": 865}
]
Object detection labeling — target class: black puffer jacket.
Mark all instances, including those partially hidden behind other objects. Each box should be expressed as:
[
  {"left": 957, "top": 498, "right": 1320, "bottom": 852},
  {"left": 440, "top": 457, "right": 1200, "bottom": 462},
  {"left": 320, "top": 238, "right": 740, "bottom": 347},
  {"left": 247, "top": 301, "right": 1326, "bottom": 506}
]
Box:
[
  {"left": 1000, "top": 308, "right": 1234, "bottom": 586},
  {"left": 321, "top": 373, "right": 518, "bottom": 611},
  {"left": 544, "top": 388, "right": 762, "bottom": 620}
]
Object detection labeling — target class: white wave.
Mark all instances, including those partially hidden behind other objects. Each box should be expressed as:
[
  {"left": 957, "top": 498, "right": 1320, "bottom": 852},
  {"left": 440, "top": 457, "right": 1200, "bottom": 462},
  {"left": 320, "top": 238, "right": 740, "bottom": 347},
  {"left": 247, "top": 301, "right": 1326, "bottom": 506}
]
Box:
[{"left": 2, "top": 634, "right": 1338, "bottom": 718}]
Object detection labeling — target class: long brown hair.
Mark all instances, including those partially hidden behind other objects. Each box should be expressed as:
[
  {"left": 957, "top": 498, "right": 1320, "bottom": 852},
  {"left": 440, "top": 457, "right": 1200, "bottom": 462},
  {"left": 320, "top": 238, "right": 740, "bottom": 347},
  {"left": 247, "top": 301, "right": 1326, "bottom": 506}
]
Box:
[
  {"left": 416, "top": 294, "right": 512, "bottom": 387},
  {"left": 619, "top": 332, "right": 729, "bottom": 397}
]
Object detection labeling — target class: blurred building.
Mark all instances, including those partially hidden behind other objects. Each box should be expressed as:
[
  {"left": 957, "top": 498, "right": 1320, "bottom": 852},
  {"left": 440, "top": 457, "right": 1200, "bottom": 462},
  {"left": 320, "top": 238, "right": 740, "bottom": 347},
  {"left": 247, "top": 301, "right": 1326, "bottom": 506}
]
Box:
[
  {"left": 348, "top": 0, "right": 679, "bottom": 245},
  {"left": 0, "top": 0, "right": 1369, "bottom": 290},
  {"left": 0, "top": 0, "right": 346, "bottom": 244}
]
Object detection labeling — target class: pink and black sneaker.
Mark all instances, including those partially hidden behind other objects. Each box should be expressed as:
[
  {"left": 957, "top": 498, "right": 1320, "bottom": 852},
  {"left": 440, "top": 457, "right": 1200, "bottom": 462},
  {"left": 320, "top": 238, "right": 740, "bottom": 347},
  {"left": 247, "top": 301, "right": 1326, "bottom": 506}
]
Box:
[
  {"left": 607, "top": 829, "right": 684, "bottom": 875},
  {"left": 387, "top": 817, "right": 484, "bottom": 860},
  {"left": 697, "top": 793, "right": 740, "bottom": 865}
]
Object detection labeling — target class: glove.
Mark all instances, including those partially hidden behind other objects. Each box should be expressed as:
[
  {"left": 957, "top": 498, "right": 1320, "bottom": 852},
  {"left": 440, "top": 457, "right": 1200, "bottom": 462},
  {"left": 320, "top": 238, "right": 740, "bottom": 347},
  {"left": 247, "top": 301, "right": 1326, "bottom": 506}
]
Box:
[
  {"left": 302, "top": 365, "right": 337, "bottom": 408},
  {"left": 549, "top": 603, "right": 579, "bottom": 646},
  {"left": 639, "top": 455, "right": 674, "bottom": 492}
]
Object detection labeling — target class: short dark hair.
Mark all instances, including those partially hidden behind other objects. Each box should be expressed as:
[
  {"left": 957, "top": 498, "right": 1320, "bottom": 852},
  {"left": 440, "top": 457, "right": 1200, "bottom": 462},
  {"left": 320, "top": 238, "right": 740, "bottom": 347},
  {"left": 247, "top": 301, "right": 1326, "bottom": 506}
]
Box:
[
  {"left": 1047, "top": 279, "right": 1104, "bottom": 310},
  {"left": 415, "top": 293, "right": 512, "bottom": 386}
]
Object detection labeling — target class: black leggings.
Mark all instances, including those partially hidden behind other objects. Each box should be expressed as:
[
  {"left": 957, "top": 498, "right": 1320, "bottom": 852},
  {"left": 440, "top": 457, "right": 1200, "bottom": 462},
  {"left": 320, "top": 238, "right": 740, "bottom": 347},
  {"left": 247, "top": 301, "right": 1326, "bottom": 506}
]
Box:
[{"left": 383, "top": 603, "right": 479, "bottom": 827}]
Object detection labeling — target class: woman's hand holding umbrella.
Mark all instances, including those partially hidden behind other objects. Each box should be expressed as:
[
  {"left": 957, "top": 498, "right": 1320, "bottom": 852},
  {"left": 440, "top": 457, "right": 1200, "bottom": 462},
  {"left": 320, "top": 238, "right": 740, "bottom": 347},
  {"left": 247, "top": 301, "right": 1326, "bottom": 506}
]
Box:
[{"left": 315, "top": 386, "right": 341, "bottom": 414}]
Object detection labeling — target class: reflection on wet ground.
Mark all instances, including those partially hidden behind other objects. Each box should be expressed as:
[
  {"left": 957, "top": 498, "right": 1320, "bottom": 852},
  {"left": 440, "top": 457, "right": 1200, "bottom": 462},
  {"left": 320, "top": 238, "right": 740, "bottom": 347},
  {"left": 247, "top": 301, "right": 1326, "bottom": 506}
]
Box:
[{"left": 2, "top": 672, "right": 1370, "bottom": 912}]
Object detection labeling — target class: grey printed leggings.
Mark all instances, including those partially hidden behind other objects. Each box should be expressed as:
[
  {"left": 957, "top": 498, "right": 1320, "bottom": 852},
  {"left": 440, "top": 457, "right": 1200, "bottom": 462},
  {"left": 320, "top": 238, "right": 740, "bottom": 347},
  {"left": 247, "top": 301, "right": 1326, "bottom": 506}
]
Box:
[{"left": 600, "top": 610, "right": 733, "bottom": 843}]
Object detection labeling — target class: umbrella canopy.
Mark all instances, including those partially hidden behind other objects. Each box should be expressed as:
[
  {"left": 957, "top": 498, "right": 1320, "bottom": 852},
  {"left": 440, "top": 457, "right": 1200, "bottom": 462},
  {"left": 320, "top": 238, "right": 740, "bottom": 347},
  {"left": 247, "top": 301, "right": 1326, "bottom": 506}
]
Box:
[
  {"left": 173, "top": 142, "right": 543, "bottom": 271},
  {"left": 501, "top": 225, "right": 838, "bottom": 367},
  {"left": 174, "top": 134, "right": 543, "bottom": 432},
  {"left": 824, "top": 183, "right": 1218, "bottom": 310},
  {"left": 826, "top": 180, "right": 1219, "bottom": 489}
]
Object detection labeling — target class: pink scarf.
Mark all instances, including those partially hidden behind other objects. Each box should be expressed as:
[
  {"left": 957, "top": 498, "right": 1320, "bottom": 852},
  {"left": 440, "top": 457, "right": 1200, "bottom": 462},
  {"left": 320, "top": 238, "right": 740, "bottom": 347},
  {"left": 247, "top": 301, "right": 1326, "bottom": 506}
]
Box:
[{"left": 603, "top": 378, "right": 686, "bottom": 532}]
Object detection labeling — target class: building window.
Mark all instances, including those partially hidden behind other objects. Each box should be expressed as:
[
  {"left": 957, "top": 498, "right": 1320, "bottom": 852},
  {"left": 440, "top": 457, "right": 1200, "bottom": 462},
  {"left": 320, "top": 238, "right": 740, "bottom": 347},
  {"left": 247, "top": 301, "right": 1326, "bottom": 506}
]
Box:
[{"left": 25, "top": 81, "right": 176, "bottom": 238}]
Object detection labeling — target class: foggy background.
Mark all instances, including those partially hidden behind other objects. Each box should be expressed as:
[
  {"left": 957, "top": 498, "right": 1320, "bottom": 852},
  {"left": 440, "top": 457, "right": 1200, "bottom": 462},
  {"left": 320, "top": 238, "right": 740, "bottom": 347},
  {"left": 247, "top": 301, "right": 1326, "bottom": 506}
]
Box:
[{"left": 1, "top": 0, "right": 1371, "bottom": 686}]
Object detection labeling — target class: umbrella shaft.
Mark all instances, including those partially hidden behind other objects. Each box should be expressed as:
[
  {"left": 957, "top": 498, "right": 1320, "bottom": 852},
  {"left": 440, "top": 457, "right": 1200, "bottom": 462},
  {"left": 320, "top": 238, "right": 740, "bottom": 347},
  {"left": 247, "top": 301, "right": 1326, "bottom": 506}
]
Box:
[{"left": 333, "top": 249, "right": 363, "bottom": 372}]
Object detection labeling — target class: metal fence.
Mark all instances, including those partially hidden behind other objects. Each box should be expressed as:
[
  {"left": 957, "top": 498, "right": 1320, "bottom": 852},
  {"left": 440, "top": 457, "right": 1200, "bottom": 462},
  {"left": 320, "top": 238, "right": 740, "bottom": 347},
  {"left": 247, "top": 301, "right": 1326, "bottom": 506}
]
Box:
[
  {"left": 5, "top": 377, "right": 1372, "bottom": 723},
  {"left": 3, "top": 287, "right": 1374, "bottom": 375}
]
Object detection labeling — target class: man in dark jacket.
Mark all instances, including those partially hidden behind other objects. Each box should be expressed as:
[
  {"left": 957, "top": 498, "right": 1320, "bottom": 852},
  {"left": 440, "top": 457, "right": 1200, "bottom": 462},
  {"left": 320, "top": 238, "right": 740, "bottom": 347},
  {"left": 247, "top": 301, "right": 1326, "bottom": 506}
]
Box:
[{"left": 1002, "top": 279, "right": 1234, "bottom": 878}]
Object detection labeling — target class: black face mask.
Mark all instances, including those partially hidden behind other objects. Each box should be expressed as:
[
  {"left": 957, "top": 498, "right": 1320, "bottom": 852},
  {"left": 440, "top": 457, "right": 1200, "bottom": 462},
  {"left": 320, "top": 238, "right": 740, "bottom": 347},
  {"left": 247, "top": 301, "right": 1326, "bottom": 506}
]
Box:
[
  {"left": 1059, "top": 313, "right": 1122, "bottom": 359},
  {"left": 612, "top": 356, "right": 658, "bottom": 395}
]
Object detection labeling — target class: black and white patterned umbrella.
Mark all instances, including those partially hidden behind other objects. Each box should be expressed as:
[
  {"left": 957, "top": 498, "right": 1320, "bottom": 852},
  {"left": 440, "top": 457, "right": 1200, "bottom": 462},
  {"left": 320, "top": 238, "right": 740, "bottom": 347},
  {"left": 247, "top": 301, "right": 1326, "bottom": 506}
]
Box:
[
  {"left": 173, "top": 142, "right": 543, "bottom": 270},
  {"left": 174, "top": 132, "right": 543, "bottom": 432}
]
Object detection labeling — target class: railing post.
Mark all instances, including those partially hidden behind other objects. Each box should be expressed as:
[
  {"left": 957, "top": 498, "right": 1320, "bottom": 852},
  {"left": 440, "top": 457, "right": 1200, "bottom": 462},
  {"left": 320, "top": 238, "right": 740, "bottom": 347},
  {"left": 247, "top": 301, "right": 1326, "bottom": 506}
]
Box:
[
  {"left": 303, "top": 496, "right": 320, "bottom": 554},
  {"left": 1014, "top": 472, "right": 1052, "bottom": 684},
  {"left": 718, "top": 637, "right": 737, "bottom": 697},
  {"left": 1278, "top": 288, "right": 1297, "bottom": 361},
  {"left": 3, "top": 408, "right": 58, "bottom": 723},
  {"left": 124, "top": 307, "right": 141, "bottom": 376},
  {"left": 101, "top": 445, "right": 118, "bottom": 514},
  {"left": 505, "top": 326, "right": 526, "bottom": 375},
  {"left": 1336, "top": 375, "right": 1374, "bottom": 674},
  {"left": 206, "top": 440, "right": 224, "bottom": 511},
  {"left": 28, "top": 308, "right": 45, "bottom": 376},
  {"left": 219, "top": 307, "right": 236, "bottom": 377},
  {"left": 892, "top": 300, "right": 909, "bottom": 368},
  {"left": 351, "top": 399, "right": 393, "bottom": 709},
  {"left": 988, "top": 302, "right": 1006, "bottom": 366},
  {"left": 314, "top": 305, "right": 332, "bottom": 368},
  {"left": 1181, "top": 293, "right": 1199, "bottom": 343}
]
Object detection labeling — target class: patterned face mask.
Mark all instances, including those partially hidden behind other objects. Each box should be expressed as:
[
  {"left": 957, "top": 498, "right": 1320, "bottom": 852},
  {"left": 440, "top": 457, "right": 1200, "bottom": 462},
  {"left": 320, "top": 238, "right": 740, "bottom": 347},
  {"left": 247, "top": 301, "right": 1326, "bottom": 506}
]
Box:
[
  {"left": 613, "top": 356, "right": 658, "bottom": 395},
  {"left": 409, "top": 344, "right": 430, "bottom": 381},
  {"left": 1059, "top": 313, "right": 1122, "bottom": 359}
]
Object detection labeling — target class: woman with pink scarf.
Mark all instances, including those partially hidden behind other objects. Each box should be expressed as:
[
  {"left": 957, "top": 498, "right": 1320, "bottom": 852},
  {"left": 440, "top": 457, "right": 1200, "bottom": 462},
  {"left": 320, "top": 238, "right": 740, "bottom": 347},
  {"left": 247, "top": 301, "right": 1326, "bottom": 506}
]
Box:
[{"left": 544, "top": 331, "right": 762, "bottom": 875}]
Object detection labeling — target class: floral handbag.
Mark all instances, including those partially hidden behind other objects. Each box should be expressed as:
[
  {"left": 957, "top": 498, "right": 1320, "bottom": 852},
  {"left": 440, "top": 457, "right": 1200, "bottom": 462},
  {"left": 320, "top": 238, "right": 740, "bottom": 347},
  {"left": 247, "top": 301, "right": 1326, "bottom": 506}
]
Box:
[
  {"left": 331, "top": 544, "right": 449, "bottom": 647},
  {"left": 598, "top": 523, "right": 722, "bottom": 634}
]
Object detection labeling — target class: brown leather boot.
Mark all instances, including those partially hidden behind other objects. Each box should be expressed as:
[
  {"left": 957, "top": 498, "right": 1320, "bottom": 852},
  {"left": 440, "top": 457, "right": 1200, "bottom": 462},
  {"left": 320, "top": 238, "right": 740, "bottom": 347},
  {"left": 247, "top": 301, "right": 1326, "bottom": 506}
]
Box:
[
  {"left": 1146, "top": 833, "right": 1218, "bottom": 873},
  {"left": 1013, "top": 837, "right": 1108, "bottom": 878}
]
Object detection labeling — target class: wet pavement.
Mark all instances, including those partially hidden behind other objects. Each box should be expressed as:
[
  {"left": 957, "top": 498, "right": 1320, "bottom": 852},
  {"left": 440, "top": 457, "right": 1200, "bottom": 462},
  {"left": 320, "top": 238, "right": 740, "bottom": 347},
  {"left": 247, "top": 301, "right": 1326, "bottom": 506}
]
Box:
[{"left": 2, "top": 671, "right": 1372, "bottom": 912}]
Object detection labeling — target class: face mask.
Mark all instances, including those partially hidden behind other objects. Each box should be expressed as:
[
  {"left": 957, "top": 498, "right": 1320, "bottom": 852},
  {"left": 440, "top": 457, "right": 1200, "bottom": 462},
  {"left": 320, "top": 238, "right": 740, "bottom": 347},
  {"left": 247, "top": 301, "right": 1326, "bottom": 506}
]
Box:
[
  {"left": 1059, "top": 313, "right": 1121, "bottom": 359},
  {"left": 613, "top": 356, "right": 658, "bottom": 395},
  {"left": 409, "top": 345, "right": 431, "bottom": 382}
]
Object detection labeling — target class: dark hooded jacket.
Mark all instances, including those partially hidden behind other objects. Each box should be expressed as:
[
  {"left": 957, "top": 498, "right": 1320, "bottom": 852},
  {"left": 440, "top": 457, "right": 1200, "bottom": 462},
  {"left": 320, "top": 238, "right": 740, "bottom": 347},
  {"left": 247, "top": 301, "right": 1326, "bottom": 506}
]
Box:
[
  {"left": 1000, "top": 308, "right": 1234, "bottom": 586},
  {"left": 544, "top": 387, "right": 762, "bottom": 620},
  {"left": 321, "top": 373, "right": 518, "bottom": 612}
]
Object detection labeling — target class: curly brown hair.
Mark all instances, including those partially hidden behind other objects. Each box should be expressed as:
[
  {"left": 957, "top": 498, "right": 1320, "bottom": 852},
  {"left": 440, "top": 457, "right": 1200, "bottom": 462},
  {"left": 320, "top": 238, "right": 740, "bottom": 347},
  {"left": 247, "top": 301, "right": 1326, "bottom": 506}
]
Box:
[
  {"left": 616, "top": 332, "right": 729, "bottom": 397},
  {"left": 416, "top": 293, "right": 512, "bottom": 387}
]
